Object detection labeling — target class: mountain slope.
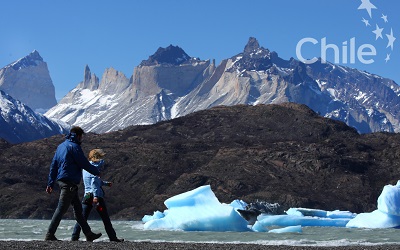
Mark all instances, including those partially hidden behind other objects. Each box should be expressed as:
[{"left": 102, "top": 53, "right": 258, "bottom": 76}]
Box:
[
  {"left": 0, "top": 50, "right": 57, "bottom": 112},
  {"left": 1, "top": 103, "right": 400, "bottom": 219},
  {"left": 306, "top": 60, "right": 400, "bottom": 133},
  {"left": 46, "top": 38, "right": 400, "bottom": 134},
  {"left": 0, "top": 90, "right": 67, "bottom": 144}
]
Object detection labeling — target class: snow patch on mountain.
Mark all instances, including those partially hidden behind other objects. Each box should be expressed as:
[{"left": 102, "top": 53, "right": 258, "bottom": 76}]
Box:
[{"left": 0, "top": 90, "right": 68, "bottom": 144}]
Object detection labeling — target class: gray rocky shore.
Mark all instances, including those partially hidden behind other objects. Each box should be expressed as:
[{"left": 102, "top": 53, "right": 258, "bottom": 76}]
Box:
[{"left": 0, "top": 241, "right": 398, "bottom": 250}]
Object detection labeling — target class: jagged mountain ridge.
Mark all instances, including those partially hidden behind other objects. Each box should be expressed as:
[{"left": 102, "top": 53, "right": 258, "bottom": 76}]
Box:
[
  {"left": 45, "top": 46, "right": 213, "bottom": 132},
  {"left": 0, "top": 90, "right": 67, "bottom": 144},
  {"left": 45, "top": 37, "right": 400, "bottom": 134},
  {"left": 0, "top": 50, "right": 57, "bottom": 112}
]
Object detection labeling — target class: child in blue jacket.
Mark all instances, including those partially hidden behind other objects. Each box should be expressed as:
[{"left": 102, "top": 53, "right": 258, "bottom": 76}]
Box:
[{"left": 71, "top": 149, "right": 124, "bottom": 242}]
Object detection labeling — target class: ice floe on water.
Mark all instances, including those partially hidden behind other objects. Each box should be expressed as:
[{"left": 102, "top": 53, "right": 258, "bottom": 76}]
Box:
[{"left": 143, "top": 181, "right": 400, "bottom": 232}]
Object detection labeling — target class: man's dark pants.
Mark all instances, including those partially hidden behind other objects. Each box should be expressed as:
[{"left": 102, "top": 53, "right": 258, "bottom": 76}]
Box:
[{"left": 46, "top": 181, "right": 93, "bottom": 237}]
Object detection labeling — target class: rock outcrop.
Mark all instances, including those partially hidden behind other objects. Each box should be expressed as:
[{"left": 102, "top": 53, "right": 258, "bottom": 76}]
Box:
[{"left": 0, "top": 50, "right": 57, "bottom": 112}]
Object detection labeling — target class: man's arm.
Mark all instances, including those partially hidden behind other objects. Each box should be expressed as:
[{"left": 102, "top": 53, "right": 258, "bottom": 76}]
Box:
[
  {"left": 72, "top": 146, "right": 100, "bottom": 176},
  {"left": 46, "top": 154, "right": 59, "bottom": 191}
]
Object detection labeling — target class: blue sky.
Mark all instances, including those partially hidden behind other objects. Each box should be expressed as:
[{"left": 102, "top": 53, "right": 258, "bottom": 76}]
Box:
[{"left": 1, "top": 0, "right": 399, "bottom": 100}]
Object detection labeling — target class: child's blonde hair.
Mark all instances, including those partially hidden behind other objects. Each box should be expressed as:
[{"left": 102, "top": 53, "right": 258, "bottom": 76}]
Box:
[{"left": 88, "top": 149, "right": 106, "bottom": 161}]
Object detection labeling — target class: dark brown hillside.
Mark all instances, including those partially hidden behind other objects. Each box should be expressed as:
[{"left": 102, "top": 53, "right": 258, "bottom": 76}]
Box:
[{"left": 1, "top": 103, "right": 400, "bottom": 220}]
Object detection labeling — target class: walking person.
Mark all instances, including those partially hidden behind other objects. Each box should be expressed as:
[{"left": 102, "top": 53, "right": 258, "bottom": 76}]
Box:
[
  {"left": 45, "top": 126, "right": 102, "bottom": 241},
  {"left": 71, "top": 149, "right": 124, "bottom": 242}
]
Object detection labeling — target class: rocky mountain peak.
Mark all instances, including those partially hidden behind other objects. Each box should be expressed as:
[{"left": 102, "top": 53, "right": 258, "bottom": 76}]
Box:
[
  {"left": 140, "top": 44, "right": 191, "bottom": 66},
  {"left": 227, "top": 37, "right": 275, "bottom": 73},
  {"left": 84, "top": 64, "right": 92, "bottom": 82},
  {"left": 78, "top": 65, "right": 99, "bottom": 90},
  {"left": 244, "top": 37, "right": 260, "bottom": 53},
  {"left": 0, "top": 50, "right": 57, "bottom": 112},
  {"left": 9, "top": 50, "right": 44, "bottom": 71},
  {"left": 98, "top": 67, "right": 130, "bottom": 94}
]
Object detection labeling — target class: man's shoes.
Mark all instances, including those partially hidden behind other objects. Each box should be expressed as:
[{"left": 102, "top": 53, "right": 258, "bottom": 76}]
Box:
[
  {"left": 110, "top": 238, "right": 124, "bottom": 242},
  {"left": 44, "top": 233, "right": 60, "bottom": 241},
  {"left": 71, "top": 236, "right": 79, "bottom": 241},
  {"left": 86, "top": 232, "right": 102, "bottom": 242}
]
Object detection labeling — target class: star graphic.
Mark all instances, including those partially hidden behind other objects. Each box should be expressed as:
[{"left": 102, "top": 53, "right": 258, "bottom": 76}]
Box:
[
  {"left": 385, "top": 54, "right": 391, "bottom": 63},
  {"left": 358, "top": 0, "right": 377, "bottom": 18},
  {"left": 386, "top": 28, "right": 396, "bottom": 50},
  {"left": 362, "top": 17, "right": 370, "bottom": 27},
  {"left": 381, "top": 14, "right": 388, "bottom": 23},
  {"left": 372, "top": 24, "right": 384, "bottom": 40}
]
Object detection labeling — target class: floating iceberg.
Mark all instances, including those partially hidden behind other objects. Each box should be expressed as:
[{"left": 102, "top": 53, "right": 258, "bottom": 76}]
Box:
[
  {"left": 346, "top": 210, "right": 400, "bottom": 228},
  {"left": 143, "top": 185, "right": 249, "bottom": 232},
  {"left": 142, "top": 181, "right": 400, "bottom": 232},
  {"left": 346, "top": 181, "right": 400, "bottom": 228},
  {"left": 286, "top": 208, "right": 356, "bottom": 219},
  {"left": 251, "top": 207, "right": 355, "bottom": 232}
]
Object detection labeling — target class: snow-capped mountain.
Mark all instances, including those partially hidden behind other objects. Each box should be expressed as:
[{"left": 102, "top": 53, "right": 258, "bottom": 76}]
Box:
[
  {"left": 305, "top": 60, "right": 400, "bottom": 133},
  {"left": 0, "top": 50, "right": 57, "bottom": 113},
  {"left": 45, "top": 37, "right": 400, "bottom": 134},
  {"left": 0, "top": 90, "right": 67, "bottom": 144}
]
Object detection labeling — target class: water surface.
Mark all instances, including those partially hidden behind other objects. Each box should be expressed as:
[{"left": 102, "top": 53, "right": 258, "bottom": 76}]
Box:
[{"left": 0, "top": 219, "right": 399, "bottom": 247}]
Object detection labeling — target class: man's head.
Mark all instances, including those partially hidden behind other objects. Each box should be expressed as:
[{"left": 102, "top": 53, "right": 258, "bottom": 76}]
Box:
[
  {"left": 70, "top": 126, "right": 85, "bottom": 143},
  {"left": 70, "top": 126, "right": 84, "bottom": 136}
]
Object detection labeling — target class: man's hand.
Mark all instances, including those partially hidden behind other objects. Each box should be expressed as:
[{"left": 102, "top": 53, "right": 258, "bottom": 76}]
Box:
[
  {"left": 93, "top": 196, "right": 99, "bottom": 204},
  {"left": 46, "top": 186, "right": 53, "bottom": 194}
]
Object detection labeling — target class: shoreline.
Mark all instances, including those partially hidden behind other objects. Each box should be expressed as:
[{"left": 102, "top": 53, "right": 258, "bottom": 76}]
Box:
[{"left": 0, "top": 241, "right": 399, "bottom": 250}]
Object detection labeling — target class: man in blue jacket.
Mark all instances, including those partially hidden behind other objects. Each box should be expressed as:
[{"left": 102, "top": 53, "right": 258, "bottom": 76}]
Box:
[{"left": 45, "top": 126, "right": 102, "bottom": 241}]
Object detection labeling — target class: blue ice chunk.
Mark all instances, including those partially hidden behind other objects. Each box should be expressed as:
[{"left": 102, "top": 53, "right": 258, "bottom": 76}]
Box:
[
  {"left": 142, "top": 210, "right": 165, "bottom": 223},
  {"left": 346, "top": 182, "right": 400, "bottom": 228},
  {"left": 269, "top": 225, "right": 302, "bottom": 234},
  {"left": 256, "top": 214, "right": 350, "bottom": 228},
  {"left": 230, "top": 199, "right": 247, "bottom": 210},
  {"left": 377, "top": 183, "right": 400, "bottom": 216},
  {"left": 326, "top": 210, "right": 356, "bottom": 219},
  {"left": 164, "top": 185, "right": 220, "bottom": 208},
  {"left": 285, "top": 208, "right": 304, "bottom": 217},
  {"left": 251, "top": 221, "right": 268, "bottom": 232},
  {"left": 143, "top": 185, "right": 250, "bottom": 232},
  {"left": 286, "top": 208, "right": 355, "bottom": 219},
  {"left": 286, "top": 208, "right": 327, "bottom": 217},
  {"left": 252, "top": 222, "right": 302, "bottom": 233},
  {"left": 346, "top": 210, "right": 400, "bottom": 228}
]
